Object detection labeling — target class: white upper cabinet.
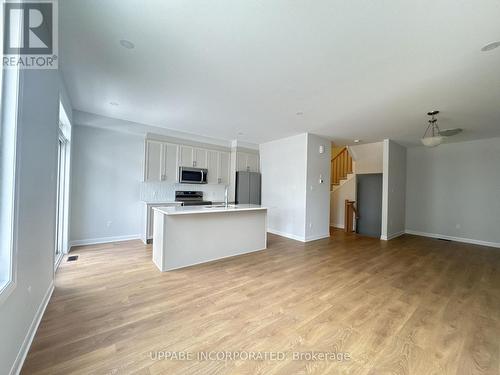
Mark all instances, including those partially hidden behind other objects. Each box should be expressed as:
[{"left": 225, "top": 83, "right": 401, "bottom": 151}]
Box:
[
  {"left": 179, "top": 145, "right": 194, "bottom": 167},
  {"left": 246, "top": 153, "right": 259, "bottom": 172},
  {"left": 144, "top": 140, "right": 178, "bottom": 182},
  {"left": 144, "top": 139, "right": 234, "bottom": 184},
  {"left": 206, "top": 150, "right": 230, "bottom": 185},
  {"left": 218, "top": 151, "right": 230, "bottom": 185},
  {"left": 162, "top": 143, "right": 178, "bottom": 183},
  {"left": 206, "top": 150, "right": 219, "bottom": 184},
  {"left": 194, "top": 148, "right": 207, "bottom": 168},
  {"left": 144, "top": 140, "right": 163, "bottom": 182},
  {"left": 236, "top": 152, "right": 247, "bottom": 172},
  {"left": 236, "top": 152, "right": 260, "bottom": 173},
  {"left": 179, "top": 146, "right": 208, "bottom": 168}
]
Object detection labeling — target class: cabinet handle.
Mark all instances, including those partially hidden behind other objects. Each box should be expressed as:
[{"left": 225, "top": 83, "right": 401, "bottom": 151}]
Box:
[
  {"left": 218, "top": 178, "right": 221, "bottom": 184},
  {"left": 193, "top": 161, "right": 196, "bottom": 167},
  {"left": 247, "top": 166, "right": 250, "bottom": 172}
]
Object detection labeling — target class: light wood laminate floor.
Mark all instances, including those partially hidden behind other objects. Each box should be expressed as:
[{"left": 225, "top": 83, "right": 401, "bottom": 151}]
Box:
[{"left": 22, "top": 231, "right": 500, "bottom": 375}]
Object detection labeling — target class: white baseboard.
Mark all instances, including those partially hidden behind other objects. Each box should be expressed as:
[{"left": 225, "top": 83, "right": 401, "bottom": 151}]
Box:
[
  {"left": 69, "top": 234, "right": 141, "bottom": 249},
  {"left": 305, "top": 233, "right": 331, "bottom": 242},
  {"left": 268, "top": 229, "right": 306, "bottom": 242},
  {"left": 9, "top": 282, "right": 54, "bottom": 375},
  {"left": 405, "top": 229, "right": 500, "bottom": 249},
  {"left": 380, "top": 231, "right": 405, "bottom": 241},
  {"left": 268, "top": 229, "right": 330, "bottom": 243},
  {"left": 330, "top": 223, "right": 344, "bottom": 229}
]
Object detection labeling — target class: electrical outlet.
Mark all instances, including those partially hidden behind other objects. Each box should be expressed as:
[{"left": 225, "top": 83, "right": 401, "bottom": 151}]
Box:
[
  {"left": 106, "top": 221, "right": 112, "bottom": 228},
  {"left": 456, "top": 224, "right": 461, "bottom": 229}
]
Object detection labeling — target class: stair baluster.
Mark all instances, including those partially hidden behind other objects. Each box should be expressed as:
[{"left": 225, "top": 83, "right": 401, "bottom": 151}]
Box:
[{"left": 331, "top": 147, "right": 353, "bottom": 189}]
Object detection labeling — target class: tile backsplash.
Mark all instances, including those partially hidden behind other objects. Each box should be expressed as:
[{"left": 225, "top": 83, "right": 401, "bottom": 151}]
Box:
[{"left": 140, "top": 182, "right": 227, "bottom": 203}]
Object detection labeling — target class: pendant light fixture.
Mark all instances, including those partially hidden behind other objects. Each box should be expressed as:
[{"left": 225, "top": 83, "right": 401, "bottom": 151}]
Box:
[{"left": 421, "top": 110, "right": 443, "bottom": 147}]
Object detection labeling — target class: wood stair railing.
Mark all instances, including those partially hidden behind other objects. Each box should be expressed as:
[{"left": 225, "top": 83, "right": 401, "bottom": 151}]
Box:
[
  {"left": 344, "top": 200, "right": 358, "bottom": 233},
  {"left": 331, "top": 146, "right": 353, "bottom": 189}
]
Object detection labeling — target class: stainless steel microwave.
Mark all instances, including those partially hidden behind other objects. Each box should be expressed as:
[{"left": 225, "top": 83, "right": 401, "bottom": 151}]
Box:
[{"left": 179, "top": 167, "right": 208, "bottom": 184}]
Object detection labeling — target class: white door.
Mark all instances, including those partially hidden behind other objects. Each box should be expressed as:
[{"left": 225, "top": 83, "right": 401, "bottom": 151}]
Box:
[
  {"left": 162, "top": 143, "right": 178, "bottom": 183},
  {"left": 145, "top": 140, "right": 163, "bottom": 181},
  {"left": 218, "top": 151, "right": 230, "bottom": 185},
  {"left": 179, "top": 145, "right": 194, "bottom": 167},
  {"left": 206, "top": 150, "right": 219, "bottom": 184},
  {"left": 247, "top": 153, "right": 260, "bottom": 172},
  {"left": 194, "top": 148, "right": 207, "bottom": 168}
]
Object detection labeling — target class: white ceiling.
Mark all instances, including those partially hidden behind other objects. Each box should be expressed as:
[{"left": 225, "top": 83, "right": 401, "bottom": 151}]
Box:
[{"left": 60, "top": 0, "right": 500, "bottom": 146}]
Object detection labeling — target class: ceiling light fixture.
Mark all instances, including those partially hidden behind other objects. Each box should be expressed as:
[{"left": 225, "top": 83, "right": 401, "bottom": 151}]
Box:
[
  {"left": 481, "top": 41, "right": 500, "bottom": 52},
  {"left": 354, "top": 139, "right": 361, "bottom": 143},
  {"left": 110, "top": 102, "right": 119, "bottom": 106},
  {"left": 119, "top": 39, "right": 135, "bottom": 49},
  {"left": 421, "top": 110, "right": 443, "bottom": 147}
]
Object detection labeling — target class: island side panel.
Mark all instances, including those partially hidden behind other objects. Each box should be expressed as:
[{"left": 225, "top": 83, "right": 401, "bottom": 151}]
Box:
[
  {"left": 152, "top": 210, "right": 165, "bottom": 271},
  {"left": 162, "top": 210, "right": 267, "bottom": 271}
]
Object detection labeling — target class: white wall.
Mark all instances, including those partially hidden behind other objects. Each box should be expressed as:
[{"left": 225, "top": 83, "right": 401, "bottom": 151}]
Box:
[
  {"left": 260, "top": 134, "right": 307, "bottom": 240},
  {"left": 260, "top": 133, "right": 331, "bottom": 242},
  {"left": 59, "top": 74, "right": 73, "bottom": 124},
  {"left": 305, "top": 134, "right": 331, "bottom": 241},
  {"left": 382, "top": 139, "right": 407, "bottom": 240},
  {"left": 0, "top": 69, "right": 60, "bottom": 375},
  {"left": 70, "top": 125, "right": 144, "bottom": 244},
  {"left": 349, "top": 142, "right": 383, "bottom": 173},
  {"left": 330, "top": 177, "right": 356, "bottom": 228},
  {"left": 406, "top": 137, "right": 500, "bottom": 247}
]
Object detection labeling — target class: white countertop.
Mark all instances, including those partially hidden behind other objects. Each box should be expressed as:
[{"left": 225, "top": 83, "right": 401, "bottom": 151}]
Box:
[
  {"left": 142, "top": 201, "right": 181, "bottom": 205},
  {"left": 153, "top": 204, "right": 267, "bottom": 216}
]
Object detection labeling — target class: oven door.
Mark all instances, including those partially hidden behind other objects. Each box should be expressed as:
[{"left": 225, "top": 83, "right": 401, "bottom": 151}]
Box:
[{"left": 179, "top": 167, "right": 207, "bottom": 184}]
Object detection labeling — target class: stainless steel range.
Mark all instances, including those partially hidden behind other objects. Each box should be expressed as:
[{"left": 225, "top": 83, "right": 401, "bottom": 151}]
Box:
[{"left": 175, "top": 191, "right": 212, "bottom": 206}]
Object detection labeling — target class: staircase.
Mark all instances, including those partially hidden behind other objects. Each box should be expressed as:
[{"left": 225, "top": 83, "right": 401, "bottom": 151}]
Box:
[{"left": 331, "top": 146, "right": 353, "bottom": 189}]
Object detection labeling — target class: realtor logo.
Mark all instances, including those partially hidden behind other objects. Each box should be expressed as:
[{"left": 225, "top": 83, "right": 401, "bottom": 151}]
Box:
[{"left": 3, "top": 0, "right": 58, "bottom": 69}]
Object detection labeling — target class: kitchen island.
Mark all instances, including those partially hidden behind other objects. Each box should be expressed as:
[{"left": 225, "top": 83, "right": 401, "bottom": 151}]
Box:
[{"left": 152, "top": 204, "right": 267, "bottom": 271}]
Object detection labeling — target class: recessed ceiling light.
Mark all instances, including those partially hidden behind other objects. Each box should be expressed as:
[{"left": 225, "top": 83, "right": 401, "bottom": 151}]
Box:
[
  {"left": 481, "top": 41, "right": 500, "bottom": 52},
  {"left": 296, "top": 111, "right": 304, "bottom": 116},
  {"left": 110, "top": 102, "right": 119, "bottom": 106},
  {"left": 119, "top": 39, "right": 135, "bottom": 49},
  {"left": 354, "top": 139, "right": 361, "bottom": 143}
]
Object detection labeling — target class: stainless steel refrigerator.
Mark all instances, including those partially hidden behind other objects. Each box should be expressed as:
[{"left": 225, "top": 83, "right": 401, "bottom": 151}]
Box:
[{"left": 235, "top": 172, "right": 261, "bottom": 204}]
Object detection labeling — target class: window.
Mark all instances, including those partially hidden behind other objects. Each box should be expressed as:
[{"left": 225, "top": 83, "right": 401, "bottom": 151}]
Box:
[{"left": 0, "top": 4, "right": 20, "bottom": 300}]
